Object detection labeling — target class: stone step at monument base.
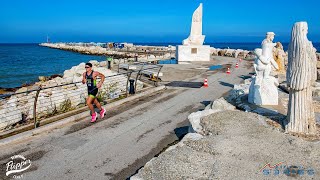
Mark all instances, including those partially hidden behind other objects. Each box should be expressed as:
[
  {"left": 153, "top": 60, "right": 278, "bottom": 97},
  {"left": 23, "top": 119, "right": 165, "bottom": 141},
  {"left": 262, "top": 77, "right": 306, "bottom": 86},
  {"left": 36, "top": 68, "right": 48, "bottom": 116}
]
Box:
[{"left": 176, "top": 45, "right": 211, "bottom": 62}]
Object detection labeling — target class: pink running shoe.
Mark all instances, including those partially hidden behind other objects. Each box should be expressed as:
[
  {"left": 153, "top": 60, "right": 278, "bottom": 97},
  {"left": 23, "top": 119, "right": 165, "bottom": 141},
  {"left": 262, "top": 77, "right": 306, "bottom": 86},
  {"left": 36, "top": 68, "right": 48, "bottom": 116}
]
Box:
[
  {"left": 100, "top": 108, "right": 106, "bottom": 119},
  {"left": 91, "top": 112, "right": 98, "bottom": 123}
]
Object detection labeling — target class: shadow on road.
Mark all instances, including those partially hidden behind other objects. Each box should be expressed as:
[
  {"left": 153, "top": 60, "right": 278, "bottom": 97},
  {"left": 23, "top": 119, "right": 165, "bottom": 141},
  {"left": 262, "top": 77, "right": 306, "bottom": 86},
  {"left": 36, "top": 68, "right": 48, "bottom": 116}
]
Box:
[
  {"left": 200, "top": 100, "right": 211, "bottom": 107},
  {"left": 238, "top": 75, "right": 252, "bottom": 80},
  {"left": 165, "top": 81, "right": 203, "bottom": 88},
  {"left": 218, "top": 81, "right": 234, "bottom": 88},
  {"left": 174, "top": 126, "right": 190, "bottom": 140}
]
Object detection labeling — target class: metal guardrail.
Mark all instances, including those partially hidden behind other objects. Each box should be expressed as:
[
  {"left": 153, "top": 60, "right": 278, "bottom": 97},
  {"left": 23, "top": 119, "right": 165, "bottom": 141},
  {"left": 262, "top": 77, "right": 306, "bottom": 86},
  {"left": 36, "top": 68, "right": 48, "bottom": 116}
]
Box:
[
  {"left": 116, "top": 60, "right": 163, "bottom": 86},
  {"left": 0, "top": 65, "right": 163, "bottom": 130}
]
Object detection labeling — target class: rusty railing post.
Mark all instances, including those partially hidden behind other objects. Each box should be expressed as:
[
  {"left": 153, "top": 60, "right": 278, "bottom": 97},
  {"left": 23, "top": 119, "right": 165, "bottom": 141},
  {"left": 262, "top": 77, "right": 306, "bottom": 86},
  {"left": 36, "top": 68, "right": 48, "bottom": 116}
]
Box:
[
  {"left": 155, "top": 65, "right": 163, "bottom": 87},
  {"left": 135, "top": 63, "right": 145, "bottom": 92},
  {"left": 125, "top": 71, "right": 132, "bottom": 97},
  {"left": 33, "top": 86, "right": 42, "bottom": 128},
  {"left": 127, "top": 62, "right": 130, "bottom": 72},
  {"left": 117, "top": 58, "right": 121, "bottom": 73}
]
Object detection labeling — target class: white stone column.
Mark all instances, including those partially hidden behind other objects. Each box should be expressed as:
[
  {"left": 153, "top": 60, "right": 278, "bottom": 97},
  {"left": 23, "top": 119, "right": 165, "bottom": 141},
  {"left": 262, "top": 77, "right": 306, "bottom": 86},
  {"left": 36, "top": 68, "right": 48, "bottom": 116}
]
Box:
[{"left": 285, "top": 22, "right": 317, "bottom": 135}]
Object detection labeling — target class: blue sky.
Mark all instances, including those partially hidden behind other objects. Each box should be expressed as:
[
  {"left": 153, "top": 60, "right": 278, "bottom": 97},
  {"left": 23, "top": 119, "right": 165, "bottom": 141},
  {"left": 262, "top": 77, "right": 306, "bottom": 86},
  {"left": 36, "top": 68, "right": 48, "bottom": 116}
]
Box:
[{"left": 0, "top": 0, "right": 319, "bottom": 43}]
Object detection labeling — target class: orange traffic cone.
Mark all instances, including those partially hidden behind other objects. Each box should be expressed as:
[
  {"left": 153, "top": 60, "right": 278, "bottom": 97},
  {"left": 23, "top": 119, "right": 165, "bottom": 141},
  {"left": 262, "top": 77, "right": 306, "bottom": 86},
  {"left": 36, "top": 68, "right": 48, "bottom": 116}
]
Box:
[
  {"left": 235, "top": 63, "right": 239, "bottom": 68},
  {"left": 203, "top": 78, "right": 208, "bottom": 87},
  {"left": 226, "top": 68, "right": 231, "bottom": 74},
  {"left": 239, "top": 58, "right": 242, "bottom": 62}
]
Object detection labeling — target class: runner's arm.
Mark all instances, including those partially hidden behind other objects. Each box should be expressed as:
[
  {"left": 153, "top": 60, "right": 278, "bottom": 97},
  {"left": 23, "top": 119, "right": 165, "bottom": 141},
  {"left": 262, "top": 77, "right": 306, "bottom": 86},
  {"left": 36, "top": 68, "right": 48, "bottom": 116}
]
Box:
[{"left": 95, "top": 72, "right": 105, "bottom": 88}]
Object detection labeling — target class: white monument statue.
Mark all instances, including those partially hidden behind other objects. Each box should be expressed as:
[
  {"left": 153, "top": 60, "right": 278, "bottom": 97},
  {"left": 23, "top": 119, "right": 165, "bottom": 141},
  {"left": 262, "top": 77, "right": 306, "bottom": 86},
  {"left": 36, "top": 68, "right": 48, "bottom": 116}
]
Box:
[
  {"left": 182, "top": 3, "right": 205, "bottom": 46},
  {"left": 285, "top": 22, "right": 317, "bottom": 135},
  {"left": 262, "top": 32, "right": 275, "bottom": 45},
  {"left": 248, "top": 32, "right": 279, "bottom": 105},
  {"left": 176, "top": 3, "right": 211, "bottom": 63}
]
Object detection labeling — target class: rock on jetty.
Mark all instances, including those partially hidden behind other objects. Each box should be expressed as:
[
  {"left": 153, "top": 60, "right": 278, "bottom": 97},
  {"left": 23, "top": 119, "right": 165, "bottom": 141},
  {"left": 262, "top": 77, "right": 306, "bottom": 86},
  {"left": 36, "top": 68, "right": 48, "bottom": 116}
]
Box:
[
  {"left": 0, "top": 60, "right": 143, "bottom": 130},
  {"left": 211, "top": 47, "right": 253, "bottom": 59}
]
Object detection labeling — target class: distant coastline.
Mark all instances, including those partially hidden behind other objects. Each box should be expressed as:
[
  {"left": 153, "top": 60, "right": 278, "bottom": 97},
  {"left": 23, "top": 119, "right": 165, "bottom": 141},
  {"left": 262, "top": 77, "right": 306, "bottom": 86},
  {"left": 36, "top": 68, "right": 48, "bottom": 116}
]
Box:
[
  {"left": 1, "top": 42, "right": 319, "bottom": 52},
  {"left": 135, "top": 42, "right": 320, "bottom": 52}
]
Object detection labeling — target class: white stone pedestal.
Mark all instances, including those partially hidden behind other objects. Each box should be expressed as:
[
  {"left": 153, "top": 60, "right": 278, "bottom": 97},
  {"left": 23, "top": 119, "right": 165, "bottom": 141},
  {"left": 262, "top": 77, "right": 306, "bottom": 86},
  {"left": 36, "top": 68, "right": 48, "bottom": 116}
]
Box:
[
  {"left": 176, "top": 45, "right": 211, "bottom": 63},
  {"left": 248, "top": 76, "right": 279, "bottom": 105}
]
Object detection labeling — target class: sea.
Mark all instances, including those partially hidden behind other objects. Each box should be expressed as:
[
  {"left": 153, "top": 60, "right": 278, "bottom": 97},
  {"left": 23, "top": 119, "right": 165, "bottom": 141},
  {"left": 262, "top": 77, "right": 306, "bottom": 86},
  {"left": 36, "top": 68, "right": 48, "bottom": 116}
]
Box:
[
  {"left": 0, "top": 44, "right": 105, "bottom": 88},
  {"left": 0, "top": 43, "right": 319, "bottom": 88}
]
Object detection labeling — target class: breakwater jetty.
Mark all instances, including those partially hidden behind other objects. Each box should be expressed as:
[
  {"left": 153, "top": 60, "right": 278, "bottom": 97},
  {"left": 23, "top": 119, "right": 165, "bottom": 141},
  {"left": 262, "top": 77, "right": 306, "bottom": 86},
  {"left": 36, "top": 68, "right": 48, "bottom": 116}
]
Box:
[
  {"left": 39, "top": 43, "right": 176, "bottom": 60},
  {"left": 40, "top": 42, "right": 258, "bottom": 61}
]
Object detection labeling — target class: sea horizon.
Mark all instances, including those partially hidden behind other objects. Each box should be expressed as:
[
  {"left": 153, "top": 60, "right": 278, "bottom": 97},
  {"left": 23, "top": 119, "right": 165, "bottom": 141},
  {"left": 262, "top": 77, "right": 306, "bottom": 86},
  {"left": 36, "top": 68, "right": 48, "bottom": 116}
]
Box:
[
  {"left": 2, "top": 41, "right": 320, "bottom": 44},
  {"left": 2, "top": 42, "right": 320, "bottom": 51}
]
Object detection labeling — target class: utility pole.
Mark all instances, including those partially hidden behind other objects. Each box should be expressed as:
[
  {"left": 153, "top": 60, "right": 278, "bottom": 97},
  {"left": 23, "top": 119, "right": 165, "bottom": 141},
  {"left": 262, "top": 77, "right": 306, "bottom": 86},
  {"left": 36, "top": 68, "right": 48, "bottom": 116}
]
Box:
[{"left": 47, "top": 35, "right": 50, "bottom": 43}]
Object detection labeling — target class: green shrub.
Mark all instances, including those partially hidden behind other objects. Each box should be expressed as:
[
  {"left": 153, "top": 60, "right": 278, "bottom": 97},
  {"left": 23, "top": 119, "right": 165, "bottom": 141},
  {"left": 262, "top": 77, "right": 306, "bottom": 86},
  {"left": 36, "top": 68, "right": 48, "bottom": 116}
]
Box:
[{"left": 59, "top": 99, "right": 74, "bottom": 113}]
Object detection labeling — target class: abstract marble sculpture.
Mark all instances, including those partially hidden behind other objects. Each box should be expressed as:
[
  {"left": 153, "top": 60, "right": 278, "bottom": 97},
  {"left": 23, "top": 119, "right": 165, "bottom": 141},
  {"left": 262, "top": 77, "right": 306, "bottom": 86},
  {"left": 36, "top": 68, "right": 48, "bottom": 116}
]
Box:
[
  {"left": 176, "top": 3, "right": 210, "bottom": 63},
  {"left": 285, "top": 22, "right": 317, "bottom": 135},
  {"left": 182, "top": 3, "right": 205, "bottom": 46}
]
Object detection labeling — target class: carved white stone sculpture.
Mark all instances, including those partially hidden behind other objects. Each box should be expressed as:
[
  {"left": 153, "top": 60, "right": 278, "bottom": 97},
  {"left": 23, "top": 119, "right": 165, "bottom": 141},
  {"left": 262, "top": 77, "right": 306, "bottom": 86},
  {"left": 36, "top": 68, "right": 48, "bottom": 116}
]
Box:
[
  {"left": 182, "top": 3, "right": 205, "bottom": 46},
  {"left": 285, "top": 22, "right": 317, "bottom": 135},
  {"left": 261, "top": 32, "right": 275, "bottom": 45},
  {"left": 273, "top": 42, "right": 286, "bottom": 74},
  {"left": 248, "top": 32, "right": 279, "bottom": 105},
  {"left": 176, "top": 3, "right": 210, "bottom": 62},
  {"left": 254, "top": 49, "right": 279, "bottom": 79}
]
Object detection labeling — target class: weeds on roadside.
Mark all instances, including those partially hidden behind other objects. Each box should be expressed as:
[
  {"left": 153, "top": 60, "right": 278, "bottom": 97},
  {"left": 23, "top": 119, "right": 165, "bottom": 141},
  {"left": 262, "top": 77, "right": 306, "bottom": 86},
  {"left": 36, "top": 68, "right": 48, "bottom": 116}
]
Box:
[{"left": 59, "top": 99, "right": 74, "bottom": 113}]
